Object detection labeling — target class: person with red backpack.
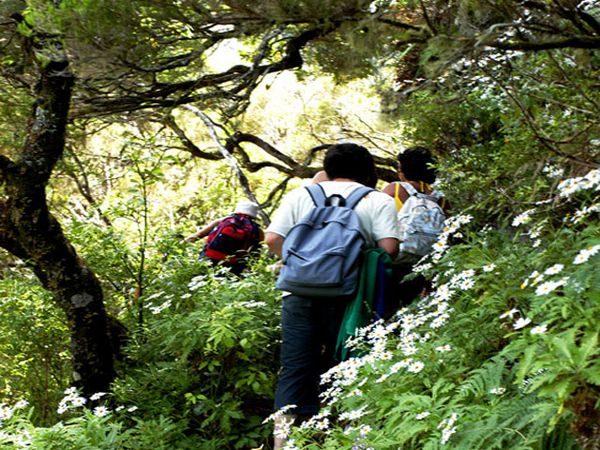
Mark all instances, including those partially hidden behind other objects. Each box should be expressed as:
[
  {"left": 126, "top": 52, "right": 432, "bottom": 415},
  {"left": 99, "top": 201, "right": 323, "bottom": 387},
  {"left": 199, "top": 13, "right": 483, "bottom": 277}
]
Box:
[{"left": 183, "top": 201, "right": 263, "bottom": 275}]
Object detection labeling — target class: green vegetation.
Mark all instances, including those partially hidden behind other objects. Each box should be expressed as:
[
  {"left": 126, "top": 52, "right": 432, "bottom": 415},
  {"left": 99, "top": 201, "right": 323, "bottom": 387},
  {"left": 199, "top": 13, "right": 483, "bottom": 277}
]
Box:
[{"left": 1, "top": 0, "right": 598, "bottom": 449}]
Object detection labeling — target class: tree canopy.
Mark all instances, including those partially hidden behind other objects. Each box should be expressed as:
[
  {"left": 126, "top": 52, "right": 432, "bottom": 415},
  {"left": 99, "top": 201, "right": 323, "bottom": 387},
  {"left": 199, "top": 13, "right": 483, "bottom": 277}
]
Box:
[{"left": 0, "top": 0, "right": 599, "bottom": 448}]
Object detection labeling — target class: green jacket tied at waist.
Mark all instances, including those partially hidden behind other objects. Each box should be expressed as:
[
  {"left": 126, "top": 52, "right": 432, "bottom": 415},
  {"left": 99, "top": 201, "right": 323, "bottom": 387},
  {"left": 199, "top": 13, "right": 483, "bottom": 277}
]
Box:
[{"left": 336, "top": 247, "right": 393, "bottom": 361}]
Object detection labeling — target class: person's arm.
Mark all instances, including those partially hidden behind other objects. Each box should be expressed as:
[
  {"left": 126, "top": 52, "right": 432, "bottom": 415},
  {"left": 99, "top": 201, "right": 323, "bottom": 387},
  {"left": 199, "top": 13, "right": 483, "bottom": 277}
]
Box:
[
  {"left": 440, "top": 197, "right": 451, "bottom": 215},
  {"left": 182, "top": 219, "right": 221, "bottom": 243},
  {"left": 377, "top": 237, "right": 399, "bottom": 259},
  {"left": 265, "top": 232, "right": 285, "bottom": 258}
]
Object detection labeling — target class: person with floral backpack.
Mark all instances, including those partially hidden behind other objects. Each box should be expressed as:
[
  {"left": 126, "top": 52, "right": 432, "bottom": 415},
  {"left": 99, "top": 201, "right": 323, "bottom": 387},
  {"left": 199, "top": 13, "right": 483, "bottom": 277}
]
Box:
[
  {"left": 382, "top": 146, "right": 450, "bottom": 316},
  {"left": 183, "top": 201, "right": 263, "bottom": 275}
]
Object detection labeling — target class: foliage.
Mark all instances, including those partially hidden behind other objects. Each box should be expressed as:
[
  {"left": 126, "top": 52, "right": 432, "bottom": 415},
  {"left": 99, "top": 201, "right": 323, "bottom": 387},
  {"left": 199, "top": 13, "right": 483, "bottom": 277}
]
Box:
[
  {"left": 279, "top": 170, "right": 599, "bottom": 448},
  {"left": 1, "top": 256, "right": 282, "bottom": 449},
  {"left": 0, "top": 402, "right": 192, "bottom": 449},
  {"left": 1, "top": 0, "right": 599, "bottom": 448},
  {"left": 0, "top": 273, "right": 70, "bottom": 425},
  {"left": 270, "top": 13, "right": 600, "bottom": 447},
  {"left": 111, "top": 255, "right": 282, "bottom": 449}
]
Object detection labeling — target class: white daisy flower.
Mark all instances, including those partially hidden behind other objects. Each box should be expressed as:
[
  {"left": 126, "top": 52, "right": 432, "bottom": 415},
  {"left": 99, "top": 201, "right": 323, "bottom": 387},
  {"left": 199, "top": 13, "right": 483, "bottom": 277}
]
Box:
[
  {"left": 530, "top": 324, "right": 548, "bottom": 335},
  {"left": 489, "top": 387, "right": 506, "bottom": 395},
  {"left": 544, "top": 264, "right": 564, "bottom": 275},
  {"left": 93, "top": 406, "right": 110, "bottom": 417},
  {"left": 482, "top": 263, "right": 496, "bottom": 272},
  {"left": 499, "top": 308, "right": 519, "bottom": 319},
  {"left": 513, "top": 317, "right": 532, "bottom": 330}
]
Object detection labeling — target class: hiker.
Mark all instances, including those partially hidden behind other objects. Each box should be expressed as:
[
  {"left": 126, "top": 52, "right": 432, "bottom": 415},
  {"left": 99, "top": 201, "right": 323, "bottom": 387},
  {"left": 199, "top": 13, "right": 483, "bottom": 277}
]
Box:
[
  {"left": 265, "top": 143, "right": 399, "bottom": 448},
  {"left": 183, "top": 201, "right": 263, "bottom": 276},
  {"left": 382, "top": 146, "right": 449, "bottom": 316}
]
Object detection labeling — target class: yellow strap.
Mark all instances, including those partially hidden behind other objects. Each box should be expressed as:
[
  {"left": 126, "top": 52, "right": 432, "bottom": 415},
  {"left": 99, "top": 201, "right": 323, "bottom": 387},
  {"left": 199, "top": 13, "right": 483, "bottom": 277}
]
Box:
[{"left": 394, "top": 182, "right": 403, "bottom": 212}]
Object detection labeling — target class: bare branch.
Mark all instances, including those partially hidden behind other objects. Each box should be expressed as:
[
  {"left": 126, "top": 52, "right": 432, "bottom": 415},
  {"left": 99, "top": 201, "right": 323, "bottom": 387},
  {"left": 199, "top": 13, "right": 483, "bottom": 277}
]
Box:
[
  {"left": 73, "top": 24, "right": 337, "bottom": 119},
  {"left": 262, "top": 177, "right": 293, "bottom": 214},
  {"left": 375, "top": 17, "right": 424, "bottom": 32},
  {"left": 226, "top": 132, "right": 300, "bottom": 171},
  {"left": 163, "top": 115, "right": 222, "bottom": 160},
  {"left": 488, "top": 36, "right": 600, "bottom": 51},
  {"left": 62, "top": 148, "right": 113, "bottom": 227},
  {"left": 183, "top": 105, "right": 271, "bottom": 225},
  {"left": 419, "top": 0, "right": 437, "bottom": 34}
]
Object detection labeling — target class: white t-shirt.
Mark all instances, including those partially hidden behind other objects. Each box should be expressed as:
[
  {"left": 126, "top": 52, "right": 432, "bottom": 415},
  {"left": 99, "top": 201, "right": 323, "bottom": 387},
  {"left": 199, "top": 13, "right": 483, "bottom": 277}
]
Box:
[{"left": 266, "top": 181, "right": 399, "bottom": 247}]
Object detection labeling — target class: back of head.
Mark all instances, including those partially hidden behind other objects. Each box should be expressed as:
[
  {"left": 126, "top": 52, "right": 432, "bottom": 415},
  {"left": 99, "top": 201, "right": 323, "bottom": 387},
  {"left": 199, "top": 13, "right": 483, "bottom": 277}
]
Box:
[
  {"left": 397, "top": 146, "right": 437, "bottom": 184},
  {"left": 323, "top": 143, "right": 377, "bottom": 187},
  {"left": 234, "top": 201, "right": 259, "bottom": 219}
]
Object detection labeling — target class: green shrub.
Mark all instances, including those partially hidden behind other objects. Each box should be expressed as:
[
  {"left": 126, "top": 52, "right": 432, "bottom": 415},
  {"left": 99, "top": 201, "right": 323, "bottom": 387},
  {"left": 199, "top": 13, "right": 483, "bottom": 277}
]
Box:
[{"left": 111, "top": 257, "right": 282, "bottom": 449}]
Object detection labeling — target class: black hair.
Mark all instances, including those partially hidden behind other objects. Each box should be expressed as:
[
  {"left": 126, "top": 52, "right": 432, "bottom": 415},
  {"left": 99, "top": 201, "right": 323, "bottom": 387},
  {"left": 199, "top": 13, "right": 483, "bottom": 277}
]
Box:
[
  {"left": 397, "top": 146, "right": 437, "bottom": 184},
  {"left": 323, "top": 143, "right": 377, "bottom": 188}
]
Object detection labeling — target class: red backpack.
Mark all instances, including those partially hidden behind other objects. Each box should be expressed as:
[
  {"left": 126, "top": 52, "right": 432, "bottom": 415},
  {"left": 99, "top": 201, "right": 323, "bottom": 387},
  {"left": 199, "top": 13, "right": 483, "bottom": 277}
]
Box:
[{"left": 202, "top": 214, "right": 261, "bottom": 264}]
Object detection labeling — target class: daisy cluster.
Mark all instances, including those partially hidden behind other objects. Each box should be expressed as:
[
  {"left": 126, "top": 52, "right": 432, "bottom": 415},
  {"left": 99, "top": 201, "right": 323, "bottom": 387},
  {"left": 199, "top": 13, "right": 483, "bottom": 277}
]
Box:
[
  {"left": 141, "top": 290, "right": 174, "bottom": 315},
  {"left": 57, "top": 388, "right": 137, "bottom": 417},
  {"left": 438, "top": 412, "right": 458, "bottom": 444},
  {"left": 345, "top": 423, "right": 374, "bottom": 450},
  {"left": 263, "top": 404, "right": 297, "bottom": 425},
  {"left": 148, "top": 297, "right": 173, "bottom": 314},
  {"left": 188, "top": 275, "right": 210, "bottom": 291},
  {"left": 223, "top": 300, "right": 267, "bottom": 309},
  {"left": 0, "top": 428, "right": 31, "bottom": 448},
  {"left": 574, "top": 245, "right": 600, "bottom": 265},
  {"left": 571, "top": 203, "right": 600, "bottom": 224},
  {"left": 542, "top": 164, "right": 564, "bottom": 179},
  {"left": 521, "top": 259, "right": 576, "bottom": 296},
  {"left": 57, "top": 387, "right": 87, "bottom": 414},
  {"left": 557, "top": 169, "right": 600, "bottom": 198},
  {"left": 0, "top": 400, "right": 28, "bottom": 427},
  {"left": 429, "top": 214, "right": 473, "bottom": 263},
  {"left": 509, "top": 241, "right": 600, "bottom": 334},
  {"left": 263, "top": 404, "right": 297, "bottom": 443},
  {"left": 299, "top": 409, "right": 331, "bottom": 432},
  {"left": 309, "top": 264, "right": 481, "bottom": 447},
  {"left": 511, "top": 209, "right": 535, "bottom": 227}
]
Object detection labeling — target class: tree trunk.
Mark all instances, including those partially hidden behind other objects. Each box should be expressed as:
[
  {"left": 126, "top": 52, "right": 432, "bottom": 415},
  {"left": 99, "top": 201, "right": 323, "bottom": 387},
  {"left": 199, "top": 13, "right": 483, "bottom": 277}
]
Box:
[{"left": 0, "top": 33, "right": 116, "bottom": 396}]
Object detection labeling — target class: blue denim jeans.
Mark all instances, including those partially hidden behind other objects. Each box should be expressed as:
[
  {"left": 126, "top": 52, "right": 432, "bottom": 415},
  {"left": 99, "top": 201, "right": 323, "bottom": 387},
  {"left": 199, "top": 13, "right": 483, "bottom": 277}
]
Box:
[{"left": 273, "top": 294, "right": 351, "bottom": 417}]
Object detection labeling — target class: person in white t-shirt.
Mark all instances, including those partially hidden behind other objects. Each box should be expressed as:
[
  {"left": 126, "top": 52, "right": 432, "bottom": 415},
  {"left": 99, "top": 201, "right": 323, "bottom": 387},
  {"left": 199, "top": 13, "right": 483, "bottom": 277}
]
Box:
[{"left": 265, "top": 143, "right": 399, "bottom": 448}]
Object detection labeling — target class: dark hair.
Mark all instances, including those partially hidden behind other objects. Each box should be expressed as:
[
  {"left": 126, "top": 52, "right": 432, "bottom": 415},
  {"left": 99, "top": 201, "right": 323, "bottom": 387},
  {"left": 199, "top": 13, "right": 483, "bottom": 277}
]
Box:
[
  {"left": 324, "top": 143, "right": 377, "bottom": 187},
  {"left": 397, "top": 146, "right": 437, "bottom": 184}
]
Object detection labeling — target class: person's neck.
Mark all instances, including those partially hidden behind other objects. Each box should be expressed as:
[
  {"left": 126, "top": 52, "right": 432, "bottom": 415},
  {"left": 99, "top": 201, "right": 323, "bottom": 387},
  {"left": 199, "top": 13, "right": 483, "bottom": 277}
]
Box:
[
  {"left": 331, "top": 178, "right": 356, "bottom": 182},
  {"left": 402, "top": 179, "right": 430, "bottom": 192}
]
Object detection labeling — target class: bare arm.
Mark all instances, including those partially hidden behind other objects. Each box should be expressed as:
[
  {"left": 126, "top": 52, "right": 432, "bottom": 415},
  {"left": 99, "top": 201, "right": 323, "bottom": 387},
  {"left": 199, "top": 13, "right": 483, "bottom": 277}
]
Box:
[
  {"left": 183, "top": 219, "right": 221, "bottom": 243},
  {"left": 377, "top": 237, "right": 399, "bottom": 259},
  {"left": 265, "top": 232, "right": 285, "bottom": 258}
]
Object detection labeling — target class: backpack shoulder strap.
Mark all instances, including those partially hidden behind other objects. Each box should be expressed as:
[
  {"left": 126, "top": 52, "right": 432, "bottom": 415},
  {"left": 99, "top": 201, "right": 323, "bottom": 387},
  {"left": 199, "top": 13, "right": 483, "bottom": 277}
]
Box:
[
  {"left": 345, "top": 186, "right": 374, "bottom": 210},
  {"left": 399, "top": 181, "right": 418, "bottom": 196},
  {"left": 305, "top": 184, "right": 327, "bottom": 207}
]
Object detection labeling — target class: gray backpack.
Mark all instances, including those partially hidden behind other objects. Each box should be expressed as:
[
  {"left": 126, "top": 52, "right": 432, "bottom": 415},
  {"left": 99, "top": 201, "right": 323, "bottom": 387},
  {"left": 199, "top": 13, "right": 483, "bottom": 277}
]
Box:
[
  {"left": 276, "top": 184, "right": 373, "bottom": 297},
  {"left": 397, "top": 182, "right": 446, "bottom": 257}
]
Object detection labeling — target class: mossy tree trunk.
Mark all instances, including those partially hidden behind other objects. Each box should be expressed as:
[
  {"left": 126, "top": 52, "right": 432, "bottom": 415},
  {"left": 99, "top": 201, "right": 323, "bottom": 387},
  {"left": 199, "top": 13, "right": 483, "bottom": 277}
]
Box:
[{"left": 0, "top": 36, "right": 115, "bottom": 396}]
